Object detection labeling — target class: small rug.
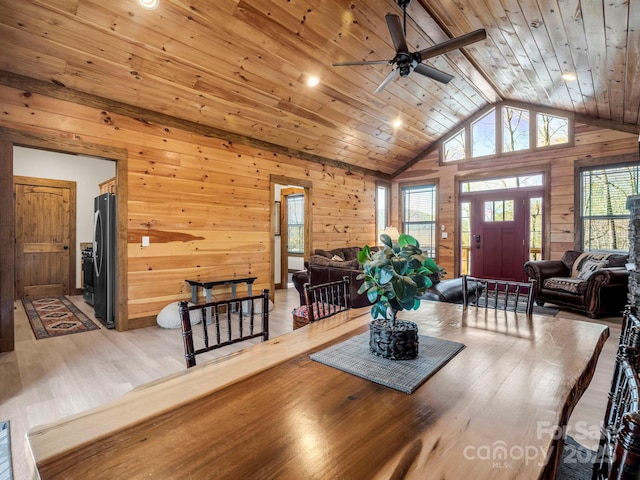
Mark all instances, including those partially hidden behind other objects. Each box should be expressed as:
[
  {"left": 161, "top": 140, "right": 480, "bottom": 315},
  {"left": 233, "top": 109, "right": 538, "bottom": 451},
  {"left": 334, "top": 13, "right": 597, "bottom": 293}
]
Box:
[
  {"left": 22, "top": 296, "right": 100, "bottom": 340},
  {"left": 0, "top": 421, "right": 12, "bottom": 480},
  {"left": 557, "top": 435, "right": 598, "bottom": 480},
  {"left": 310, "top": 332, "right": 465, "bottom": 394}
]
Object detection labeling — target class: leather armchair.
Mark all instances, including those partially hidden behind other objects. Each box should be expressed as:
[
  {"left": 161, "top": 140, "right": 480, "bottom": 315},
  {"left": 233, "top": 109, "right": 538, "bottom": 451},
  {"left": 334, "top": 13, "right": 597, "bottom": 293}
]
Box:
[{"left": 524, "top": 250, "right": 629, "bottom": 318}]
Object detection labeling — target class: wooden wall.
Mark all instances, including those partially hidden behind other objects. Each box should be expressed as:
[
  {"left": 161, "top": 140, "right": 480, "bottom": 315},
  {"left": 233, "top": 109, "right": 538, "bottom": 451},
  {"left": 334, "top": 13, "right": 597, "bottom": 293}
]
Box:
[
  {"left": 393, "top": 123, "right": 639, "bottom": 277},
  {"left": 0, "top": 84, "right": 377, "bottom": 330}
]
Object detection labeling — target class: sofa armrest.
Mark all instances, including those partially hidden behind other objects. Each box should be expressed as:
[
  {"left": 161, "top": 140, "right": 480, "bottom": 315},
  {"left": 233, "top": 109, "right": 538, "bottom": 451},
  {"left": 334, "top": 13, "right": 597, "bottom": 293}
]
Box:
[
  {"left": 583, "top": 267, "right": 630, "bottom": 317},
  {"left": 584, "top": 267, "right": 630, "bottom": 286},
  {"left": 524, "top": 260, "right": 570, "bottom": 281}
]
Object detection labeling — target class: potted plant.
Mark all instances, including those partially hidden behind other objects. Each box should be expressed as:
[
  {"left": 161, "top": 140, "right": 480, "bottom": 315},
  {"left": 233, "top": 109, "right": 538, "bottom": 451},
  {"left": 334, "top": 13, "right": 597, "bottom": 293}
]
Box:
[{"left": 357, "top": 233, "right": 442, "bottom": 360}]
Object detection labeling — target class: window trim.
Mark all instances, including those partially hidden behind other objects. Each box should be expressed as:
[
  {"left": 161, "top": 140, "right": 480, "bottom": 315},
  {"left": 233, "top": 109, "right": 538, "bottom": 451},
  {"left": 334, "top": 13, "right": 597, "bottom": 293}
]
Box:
[{"left": 440, "top": 101, "right": 574, "bottom": 165}]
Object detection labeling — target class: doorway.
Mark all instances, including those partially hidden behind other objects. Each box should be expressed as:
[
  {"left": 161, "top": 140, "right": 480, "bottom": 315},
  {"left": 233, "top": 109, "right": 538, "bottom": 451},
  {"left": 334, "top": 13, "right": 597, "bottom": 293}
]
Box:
[
  {"left": 459, "top": 174, "right": 544, "bottom": 282},
  {"left": 270, "top": 175, "right": 312, "bottom": 298},
  {"left": 14, "top": 176, "right": 76, "bottom": 298}
]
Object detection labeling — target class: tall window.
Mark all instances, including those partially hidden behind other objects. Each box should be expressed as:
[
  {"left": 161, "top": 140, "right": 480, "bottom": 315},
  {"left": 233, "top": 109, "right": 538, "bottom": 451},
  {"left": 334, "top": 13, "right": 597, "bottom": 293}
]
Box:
[
  {"left": 502, "top": 106, "right": 530, "bottom": 153},
  {"left": 287, "top": 194, "right": 304, "bottom": 254},
  {"left": 580, "top": 163, "right": 639, "bottom": 252},
  {"left": 402, "top": 184, "right": 437, "bottom": 258},
  {"left": 376, "top": 184, "right": 390, "bottom": 242}
]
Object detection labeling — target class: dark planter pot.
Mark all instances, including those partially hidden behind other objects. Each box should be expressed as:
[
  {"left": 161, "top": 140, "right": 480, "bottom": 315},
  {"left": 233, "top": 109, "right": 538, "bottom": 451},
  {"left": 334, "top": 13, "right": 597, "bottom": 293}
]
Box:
[{"left": 369, "top": 318, "right": 419, "bottom": 360}]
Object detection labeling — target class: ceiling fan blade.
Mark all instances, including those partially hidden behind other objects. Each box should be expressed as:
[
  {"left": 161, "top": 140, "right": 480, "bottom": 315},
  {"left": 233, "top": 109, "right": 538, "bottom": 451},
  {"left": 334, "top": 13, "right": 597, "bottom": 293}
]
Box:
[
  {"left": 417, "top": 29, "right": 487, "bottom": 60},
  {"left": 385, "top": 14, "right": 408, "bottom": 53},
  {"left": 332, "top": 60, "right": 390, "bottom": 67},
  {"left": 414, "top": 63, "right": 454, "bottom": 84},
  {"left": 374, "top": 68, "right": 399, "bottom": 94}
]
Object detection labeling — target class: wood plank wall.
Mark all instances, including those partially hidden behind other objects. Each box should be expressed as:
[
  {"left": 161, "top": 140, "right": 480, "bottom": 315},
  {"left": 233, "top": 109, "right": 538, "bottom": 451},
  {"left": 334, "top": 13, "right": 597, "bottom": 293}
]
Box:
[
  {"left": 0, "top": 84, "right": 377, "bottom": 330},
  {"left": 393, "top": 123, "right": 638, "bottom": 275}
]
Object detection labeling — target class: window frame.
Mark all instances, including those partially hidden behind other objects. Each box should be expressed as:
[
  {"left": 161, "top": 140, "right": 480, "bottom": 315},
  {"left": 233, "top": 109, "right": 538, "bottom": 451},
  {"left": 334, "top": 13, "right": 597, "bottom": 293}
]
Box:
[
  {"left": 577, "top": 160, "right": 639, "bottom": 252},
  {"left": 440, "top": 102, "right": 574, "bottom": 165},
  {"left": 400, "top": 181, "right": 438, "bottom": 260},
  {"left": 286, "top": 193, "right": 305, "bottom": 255}
]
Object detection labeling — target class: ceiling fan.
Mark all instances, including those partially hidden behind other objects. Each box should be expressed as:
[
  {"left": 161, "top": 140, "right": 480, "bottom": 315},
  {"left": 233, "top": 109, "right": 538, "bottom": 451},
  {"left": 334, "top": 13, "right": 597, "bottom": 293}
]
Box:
[{"left": 332, "top": 0, "right": 486, "bottom": 93}]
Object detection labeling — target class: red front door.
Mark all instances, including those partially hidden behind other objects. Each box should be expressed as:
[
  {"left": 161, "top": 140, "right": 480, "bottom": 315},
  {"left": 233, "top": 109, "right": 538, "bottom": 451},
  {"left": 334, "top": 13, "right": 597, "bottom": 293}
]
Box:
[{"left": 468, "top": 191, "right": 528, "bottom": 282}]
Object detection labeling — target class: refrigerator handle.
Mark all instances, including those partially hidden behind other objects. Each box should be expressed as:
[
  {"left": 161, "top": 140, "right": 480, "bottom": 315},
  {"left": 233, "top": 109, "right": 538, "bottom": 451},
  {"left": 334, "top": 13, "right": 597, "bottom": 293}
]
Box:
[{"left": 93, "top": 210, "right": 102, "bottom": 276}]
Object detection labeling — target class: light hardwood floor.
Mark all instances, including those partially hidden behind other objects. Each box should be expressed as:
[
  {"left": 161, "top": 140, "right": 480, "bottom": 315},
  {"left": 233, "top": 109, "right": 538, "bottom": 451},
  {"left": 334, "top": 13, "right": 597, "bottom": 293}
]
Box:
[{"left": 0, "top": 287, "right": 622, "bottom": 480}]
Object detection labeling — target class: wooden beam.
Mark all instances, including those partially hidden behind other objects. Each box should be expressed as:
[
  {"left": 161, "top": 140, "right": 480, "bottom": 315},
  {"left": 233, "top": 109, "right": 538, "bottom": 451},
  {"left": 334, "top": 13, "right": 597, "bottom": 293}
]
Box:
[{"left": 0, "top": 140, "right": 14, "bottom": 352}]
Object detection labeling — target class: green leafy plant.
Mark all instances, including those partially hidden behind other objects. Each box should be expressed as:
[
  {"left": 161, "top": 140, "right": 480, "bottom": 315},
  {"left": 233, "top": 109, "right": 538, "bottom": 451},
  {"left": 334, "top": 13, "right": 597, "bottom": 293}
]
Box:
[{"left": 357, "top": 233, "right": 442, "bottom": 327}]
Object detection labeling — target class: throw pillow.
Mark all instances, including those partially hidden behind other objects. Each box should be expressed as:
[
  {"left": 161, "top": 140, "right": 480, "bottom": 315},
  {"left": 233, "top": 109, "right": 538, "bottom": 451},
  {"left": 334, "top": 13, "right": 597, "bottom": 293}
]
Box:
[
  {"left": 331, "top": 254, "right": 344, "bottom": 261},
  {"left": 576, "top": 259, "right": 608, "bottom": 280}
]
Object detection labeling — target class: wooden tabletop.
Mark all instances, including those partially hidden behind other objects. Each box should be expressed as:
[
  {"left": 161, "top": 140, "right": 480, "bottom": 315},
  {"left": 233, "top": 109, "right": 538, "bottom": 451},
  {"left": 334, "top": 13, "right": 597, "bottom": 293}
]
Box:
[{"left": 26, "top": 301, "right": 609, "bottom": 480}]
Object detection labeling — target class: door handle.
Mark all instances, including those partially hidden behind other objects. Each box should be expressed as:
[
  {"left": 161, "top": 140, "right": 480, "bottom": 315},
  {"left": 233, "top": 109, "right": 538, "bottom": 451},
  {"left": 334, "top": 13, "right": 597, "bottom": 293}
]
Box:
[{"left": 474, "top": 234, "right": 481, "bottom": 249}]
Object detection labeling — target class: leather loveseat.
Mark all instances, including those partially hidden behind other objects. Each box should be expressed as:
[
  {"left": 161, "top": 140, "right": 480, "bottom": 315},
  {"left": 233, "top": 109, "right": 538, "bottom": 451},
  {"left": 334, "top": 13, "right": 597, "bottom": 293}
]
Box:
[
  {"left": 523, "top": 250, "right": 630, "bottom": 318},
  {"left": 292, "top": 246, "right": 478, "bottom": 309}
]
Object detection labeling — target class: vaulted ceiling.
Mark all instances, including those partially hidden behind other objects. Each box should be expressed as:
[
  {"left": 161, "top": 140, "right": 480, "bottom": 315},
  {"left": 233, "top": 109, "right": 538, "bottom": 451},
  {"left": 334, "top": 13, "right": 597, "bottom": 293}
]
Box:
[{"left": 1, "top": 0, "right": 639, "bottom": 177}]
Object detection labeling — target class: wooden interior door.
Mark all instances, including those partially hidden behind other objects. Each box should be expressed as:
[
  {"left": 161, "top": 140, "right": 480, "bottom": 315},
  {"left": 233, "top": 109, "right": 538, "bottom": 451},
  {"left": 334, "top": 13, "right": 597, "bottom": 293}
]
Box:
[{"left": 14, "top": 176, "right": 76, "bottom": 299}]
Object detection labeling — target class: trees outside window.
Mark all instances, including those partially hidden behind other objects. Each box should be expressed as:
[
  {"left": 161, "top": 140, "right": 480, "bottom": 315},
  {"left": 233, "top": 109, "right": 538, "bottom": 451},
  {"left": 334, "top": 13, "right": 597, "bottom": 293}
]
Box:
[{"left": 580, "top": 163, "right": 639, "bottom": 251}]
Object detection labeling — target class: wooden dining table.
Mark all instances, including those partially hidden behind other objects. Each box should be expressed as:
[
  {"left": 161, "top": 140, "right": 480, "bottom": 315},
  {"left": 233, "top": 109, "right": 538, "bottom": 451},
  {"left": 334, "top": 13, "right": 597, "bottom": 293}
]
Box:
[{"left": 26, "top": 301, "right": 609, "bottom": 479}]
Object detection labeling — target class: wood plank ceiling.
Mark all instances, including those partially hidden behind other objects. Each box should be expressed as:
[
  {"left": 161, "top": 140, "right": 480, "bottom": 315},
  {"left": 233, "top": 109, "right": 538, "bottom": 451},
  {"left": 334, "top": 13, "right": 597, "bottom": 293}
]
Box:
[{"left": 0, "top": 0, "right": 639, "bottom": 177}]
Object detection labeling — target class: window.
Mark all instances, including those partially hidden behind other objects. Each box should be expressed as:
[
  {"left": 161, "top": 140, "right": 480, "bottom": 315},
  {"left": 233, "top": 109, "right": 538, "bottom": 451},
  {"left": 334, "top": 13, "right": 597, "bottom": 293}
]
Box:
[
  {"left": 471, "top": 109, "right": 496, "bottom": 157},
  {"left": 460, "top": 174, "right": 543, "bottom": 193},
  {"left": 537, "top": 113, "right": 569, "bottom": 147},
  {"left": 376, "top": 184, "right": 390, "bottom": 242},
  {"left": 402, "top": 184, "right": 437, "bottom": 257},
  {"left": 460, "top": 202, "right": 471, "bottom": 275},
  {"left": 443, "top": 130, "right": 465, "bottom": 162},
  {"left": 580, "top": 163, "right": 640, "bottom": 252},
  {"left": 441, "top": 104, "right": 570, "bottom": 163},
  {"left": 287, "top": 194, "right": 304, "bottom": 254},
  {"left": 484, "top": 200, "right": 514, "bottom": 222},
  {"left": 502, "top": 106, "right": 529, "bottom": 153},
  {"left": 530, "top": 197, "right": 542, "bottom": 260}
]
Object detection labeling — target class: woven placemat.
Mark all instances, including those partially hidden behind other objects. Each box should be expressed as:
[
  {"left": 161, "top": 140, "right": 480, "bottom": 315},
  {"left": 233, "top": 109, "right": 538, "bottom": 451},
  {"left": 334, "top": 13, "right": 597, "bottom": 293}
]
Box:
[{"left": 310, "top": 332, "right": 465, "bottom": 394}]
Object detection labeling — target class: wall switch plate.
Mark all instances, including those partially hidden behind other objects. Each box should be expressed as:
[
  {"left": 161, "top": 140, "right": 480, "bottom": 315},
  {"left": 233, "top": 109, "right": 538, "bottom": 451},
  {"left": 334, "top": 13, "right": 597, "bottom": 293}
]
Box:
[
  {"left": 441, "top": 232, "right": 448, "bottom": 239},
  {"left": 142, "top": 236, "right": 150, "bottom": 247}
]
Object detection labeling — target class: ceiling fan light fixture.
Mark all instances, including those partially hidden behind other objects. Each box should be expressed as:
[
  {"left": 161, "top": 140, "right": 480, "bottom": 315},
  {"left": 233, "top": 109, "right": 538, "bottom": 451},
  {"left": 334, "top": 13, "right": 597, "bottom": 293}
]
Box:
[{"left": 137, "top": 0, "right": 159, "bottom": 10}]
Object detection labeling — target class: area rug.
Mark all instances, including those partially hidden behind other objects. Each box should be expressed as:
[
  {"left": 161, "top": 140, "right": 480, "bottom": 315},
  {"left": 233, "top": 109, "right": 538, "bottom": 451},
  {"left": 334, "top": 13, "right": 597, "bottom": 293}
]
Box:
[
  {"left": 22, "top": 297, "right": 100, "bottom": 340},
  {"left": 0, "top": 420, "right": 12, "bottom": 480}
]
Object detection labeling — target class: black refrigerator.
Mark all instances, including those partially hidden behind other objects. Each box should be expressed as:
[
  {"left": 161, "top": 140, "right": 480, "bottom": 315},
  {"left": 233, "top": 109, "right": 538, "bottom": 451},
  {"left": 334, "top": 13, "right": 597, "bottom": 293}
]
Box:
[{"left": 93, "top": 193, "right": 116, "bottom": 328}]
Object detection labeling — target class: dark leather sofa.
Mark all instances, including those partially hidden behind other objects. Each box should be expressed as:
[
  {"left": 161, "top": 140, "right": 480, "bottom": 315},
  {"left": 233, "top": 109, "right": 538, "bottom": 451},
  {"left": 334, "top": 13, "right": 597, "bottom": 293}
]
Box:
[
  {"left": 292, "top": 246, "right": 477, "bottom": 308},
  {"left": 523, "top": 250, "right": 630, "bottom": 318}
]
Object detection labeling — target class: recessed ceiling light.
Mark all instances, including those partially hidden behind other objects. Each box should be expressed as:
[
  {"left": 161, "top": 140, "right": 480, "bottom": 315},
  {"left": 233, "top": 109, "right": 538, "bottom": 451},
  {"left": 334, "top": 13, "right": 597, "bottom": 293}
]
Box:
[
  {"left": 137, "top": 0, "right": 159, "bottom": 9},
  {"left": 307, "top": 76, "right": 319, "bottom": 87},
  {"left": 562, "top": 73, "right": 576, "bottom": 81},
  {"left": 392, "top": 119, "right": 403, "bottom": 129}
]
